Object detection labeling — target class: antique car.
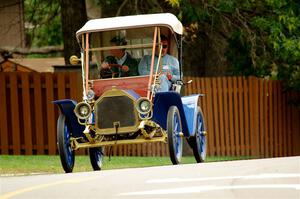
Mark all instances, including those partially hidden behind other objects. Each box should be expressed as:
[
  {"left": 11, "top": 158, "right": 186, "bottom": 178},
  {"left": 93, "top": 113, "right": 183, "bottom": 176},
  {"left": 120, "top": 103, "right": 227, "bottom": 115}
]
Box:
[{"left": 54, "top": 13, "right": 207, "bottom": 173}]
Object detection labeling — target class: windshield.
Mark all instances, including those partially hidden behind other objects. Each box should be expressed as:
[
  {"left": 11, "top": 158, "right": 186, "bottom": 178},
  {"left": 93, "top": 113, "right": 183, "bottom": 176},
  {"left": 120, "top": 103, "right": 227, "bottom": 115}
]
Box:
[{"left": 85, "top": 27, "right": 179, "bottom": 80}]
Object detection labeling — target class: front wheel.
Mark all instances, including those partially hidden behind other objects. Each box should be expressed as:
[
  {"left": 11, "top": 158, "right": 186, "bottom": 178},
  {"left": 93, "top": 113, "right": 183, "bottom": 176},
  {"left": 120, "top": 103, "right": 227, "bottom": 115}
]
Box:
[
  {"left": 57, "top": 114, "right": 75, "bottom": 173},
  {"left": 167, "top": 106, "right": 183, "bottom": 165},
  {"left": 89, "top": 147, "right": 104, "bottom": 171},
  {"left": 188, "top": 107, "right": 207, "bottom": 163}
]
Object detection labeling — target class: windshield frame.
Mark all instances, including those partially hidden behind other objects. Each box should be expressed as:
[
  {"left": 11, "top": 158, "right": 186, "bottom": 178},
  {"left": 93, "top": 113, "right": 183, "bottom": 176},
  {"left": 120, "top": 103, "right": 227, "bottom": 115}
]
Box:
[{"left": 80, "top": 26, "right": 181, "bottom": 101}]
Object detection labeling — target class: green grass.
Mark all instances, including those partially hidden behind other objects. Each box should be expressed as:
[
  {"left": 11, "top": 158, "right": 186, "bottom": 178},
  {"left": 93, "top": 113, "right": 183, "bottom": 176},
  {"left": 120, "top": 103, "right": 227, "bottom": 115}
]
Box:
[{"left": 0, "top": 155, "right": 251, "bottom": 176}]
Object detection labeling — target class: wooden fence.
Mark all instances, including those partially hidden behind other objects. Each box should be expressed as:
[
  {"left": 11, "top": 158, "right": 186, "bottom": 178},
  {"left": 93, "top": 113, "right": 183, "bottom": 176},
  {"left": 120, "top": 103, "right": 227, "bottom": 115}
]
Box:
[
  {"left": 0, "top": 72, "right": 299, "bottom": 157},
  {"left": 184, "top": 76, "right": 300, "bottom": 157},
  {"left": 0, "top": 72, "right": 81, "bottom": 155}
]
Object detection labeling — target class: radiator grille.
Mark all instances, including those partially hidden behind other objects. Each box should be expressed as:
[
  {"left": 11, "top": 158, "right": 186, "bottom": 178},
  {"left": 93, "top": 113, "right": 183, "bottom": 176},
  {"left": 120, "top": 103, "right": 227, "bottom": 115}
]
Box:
[{"left": 96, "top": 96, "right": 136, "bottom": 129}]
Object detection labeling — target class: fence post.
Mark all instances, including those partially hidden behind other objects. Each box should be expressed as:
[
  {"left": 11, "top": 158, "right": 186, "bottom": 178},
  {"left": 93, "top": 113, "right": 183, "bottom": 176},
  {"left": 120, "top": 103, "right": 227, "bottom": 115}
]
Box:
[
  {"left": 228, "top": 77, "right": 235, "bottom": 156},
  {"left": 45, "top": 73, "right": 56, "bottom": 155},
  {"left": 0, "top": 74, "right": 9, "bottom": 154},
  {"left": 9, "top": 73, "right": 21, "bottom": 155},
  {"left": 217, "top": 77, "right": 226, "bottom": 156},
  {"left": 249, "top": 77, "right": 260, "bottom": 157},
  {"left": 292, "top": 92, "right": 300, "bottom": 155},
  {"left": 33, "top": 73, "right": 44, "bottom": 154},
  {"left": 233, "top": 77, "right": 240, "bottom": 156},
  {"left": 238, "top": 77, "right": 245, "bottom": 156},
  {"left": 21, "top": 73, "right": 33, "bottom": 155},
  {"left": 204, "top": 78, "right": 215, "bottom": 156}
]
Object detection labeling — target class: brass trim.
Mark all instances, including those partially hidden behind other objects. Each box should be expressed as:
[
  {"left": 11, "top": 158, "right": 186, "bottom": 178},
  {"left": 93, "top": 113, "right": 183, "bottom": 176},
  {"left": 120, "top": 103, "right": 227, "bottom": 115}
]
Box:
[
  {"left": 69, "top": 55, "right": 80, "bottom": 65},
  {"left": 94, "top": 88, "right": 140, "bottom": 135},
  {"left": 71, "top": 119, "right": 168, "bottom": 150},
  {"left": 71, "top": 134, "right": 167, "bottom": 150}
]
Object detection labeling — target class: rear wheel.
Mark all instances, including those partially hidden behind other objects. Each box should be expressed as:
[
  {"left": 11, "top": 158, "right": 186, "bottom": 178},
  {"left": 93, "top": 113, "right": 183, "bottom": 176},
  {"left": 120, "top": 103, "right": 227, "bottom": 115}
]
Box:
[
  {"left": 57, "top": 114, "right": 75, "bottom": 173},
  {"left": 188, "top": 107, "right": 207, "bottom": 163},
  {"left": 89, "top": 147, "right": 104, "bottom": 171},
  {"left": 167, "top": 106, "right": 183, "bottom": 165}
]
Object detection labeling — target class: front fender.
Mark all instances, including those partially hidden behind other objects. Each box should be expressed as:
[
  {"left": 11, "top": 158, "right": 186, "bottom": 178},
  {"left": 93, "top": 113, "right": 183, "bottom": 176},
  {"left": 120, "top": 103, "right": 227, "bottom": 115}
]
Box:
[
  {"left": 53, "top": 99, "right": 85, "bottom": 138},
  {"left": 181, "top": 94, "right": 201, "bottom": 136},
  {"left": 152, "top": 92, "right": 190, "bottom": 136}
]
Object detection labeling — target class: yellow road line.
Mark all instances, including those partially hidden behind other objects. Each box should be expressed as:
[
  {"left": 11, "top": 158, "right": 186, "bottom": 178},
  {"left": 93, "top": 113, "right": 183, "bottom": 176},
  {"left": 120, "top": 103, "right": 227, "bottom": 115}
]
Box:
[{"left": 0, "top": 176, "right": 99, "bottom": 199}]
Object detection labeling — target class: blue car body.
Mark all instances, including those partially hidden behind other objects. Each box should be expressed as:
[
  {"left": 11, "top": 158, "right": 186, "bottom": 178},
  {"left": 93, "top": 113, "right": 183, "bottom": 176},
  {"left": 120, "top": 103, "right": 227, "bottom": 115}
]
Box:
[
  {"left": 54, "top": 90, "right": 201, "bottom": 138},
  {"left": 53, "top": 100, "right": 85, "bottom": 138}
]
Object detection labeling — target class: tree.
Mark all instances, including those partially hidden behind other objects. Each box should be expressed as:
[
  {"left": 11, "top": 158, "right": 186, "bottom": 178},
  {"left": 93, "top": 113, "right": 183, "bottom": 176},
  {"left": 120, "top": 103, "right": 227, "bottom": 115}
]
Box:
[
  {"left": 0, "top": 0, "right": 63, "bottom": 59},
  {"left": 60, "top": 0, "right": 87, "bottom": 64},
  {"left": 167, "top": 0, "right": 300, "bottom": 90},
  {"left": 22, "top": 0, "right": 87, "bottom": 63},
  {"left": 92, "top": 0, "right": 177, "bottom": 17},
  {"left": 24, "top": 0, "right": 62, "bottom": 48},
  {"left": 12, "top": 0, "right": 300, "bottom": 90}
]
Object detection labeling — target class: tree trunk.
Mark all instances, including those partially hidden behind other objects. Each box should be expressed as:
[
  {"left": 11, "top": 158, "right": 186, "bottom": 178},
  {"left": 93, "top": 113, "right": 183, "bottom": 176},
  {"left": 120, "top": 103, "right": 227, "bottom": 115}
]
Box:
[{"left": 60, "top": 0, "right": 87, "bottom": 64}]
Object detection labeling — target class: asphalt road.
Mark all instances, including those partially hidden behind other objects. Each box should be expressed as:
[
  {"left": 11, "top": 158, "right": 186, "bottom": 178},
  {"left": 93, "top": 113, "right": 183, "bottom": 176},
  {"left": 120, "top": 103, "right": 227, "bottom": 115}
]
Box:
[{"left": 1, "top": 156, "right": 299, "bottom": 199}]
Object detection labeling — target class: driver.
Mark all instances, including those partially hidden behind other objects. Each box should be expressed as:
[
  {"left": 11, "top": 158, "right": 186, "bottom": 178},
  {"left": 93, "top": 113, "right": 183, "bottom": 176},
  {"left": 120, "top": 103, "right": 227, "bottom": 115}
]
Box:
[
  {"left": 100, "top": 36, "right": 138, "bottom": 78},
  {"left": 138, "top": 35, "right": 180, "bottom": 92}
]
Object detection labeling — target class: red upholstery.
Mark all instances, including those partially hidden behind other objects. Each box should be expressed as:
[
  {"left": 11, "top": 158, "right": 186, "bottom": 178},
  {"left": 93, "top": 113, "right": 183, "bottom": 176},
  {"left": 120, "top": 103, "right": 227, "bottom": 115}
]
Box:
[{"left": 91, "top": 75, "right": 150, "bottom": 97}]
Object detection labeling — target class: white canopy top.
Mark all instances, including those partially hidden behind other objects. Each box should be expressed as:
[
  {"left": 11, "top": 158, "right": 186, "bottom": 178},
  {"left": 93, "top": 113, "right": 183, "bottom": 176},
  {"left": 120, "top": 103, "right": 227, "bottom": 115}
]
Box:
[{"left": 76, "top": 13, "right": 183, "bottom": 40}]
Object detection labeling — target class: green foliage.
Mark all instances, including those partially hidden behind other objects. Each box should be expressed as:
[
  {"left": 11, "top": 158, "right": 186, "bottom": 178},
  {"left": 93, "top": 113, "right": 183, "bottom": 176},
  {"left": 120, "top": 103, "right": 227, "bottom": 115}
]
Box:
[
  {"left": 264, "top": 0, "right": 287, "bottom": 9},
  {"left": 24, "top": 0, "right": 62, "bottom": 47},
  {"left": 225, "top": 31, "right": 254, "bottom": 76},
  {"left": 22, "top": 0, "right": 300, "bottom": 90},
  {"left": 165, "top": 0, "right": 180, "bottom": 8},
  {"left": 217, "top": 0, "right": 236, "bottom": 13},
  {"left": 173, "top": 0, "right": 300, "bottom": 90}
]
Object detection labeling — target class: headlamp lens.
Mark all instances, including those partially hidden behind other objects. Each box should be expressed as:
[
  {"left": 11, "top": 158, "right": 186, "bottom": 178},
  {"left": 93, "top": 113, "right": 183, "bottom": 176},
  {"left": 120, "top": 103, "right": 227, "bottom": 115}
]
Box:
[
  {"left": 87, "top": 90, "right": 95, "bottom": 101},
  {"left": 136, "top": 98, "right": 152, "bottom": 114},
  {"left": 140, "top": 100, "right": 150, "bottom": 112},
  {"left": 79, "top": 105, "right": 89, "bottom": 116},
  {"left": 74, "top": 102, "right": 91, "bottom": 119}
]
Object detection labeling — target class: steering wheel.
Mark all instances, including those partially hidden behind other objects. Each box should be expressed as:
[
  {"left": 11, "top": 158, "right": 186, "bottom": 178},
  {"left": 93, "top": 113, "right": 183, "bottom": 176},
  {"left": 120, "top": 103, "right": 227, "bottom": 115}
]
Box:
[
  {"left": 100, "top": 63, "right": 123, "bottom": 78},
  {"left": 108, "top": 63, "right": 122, "bottom": 68}
]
